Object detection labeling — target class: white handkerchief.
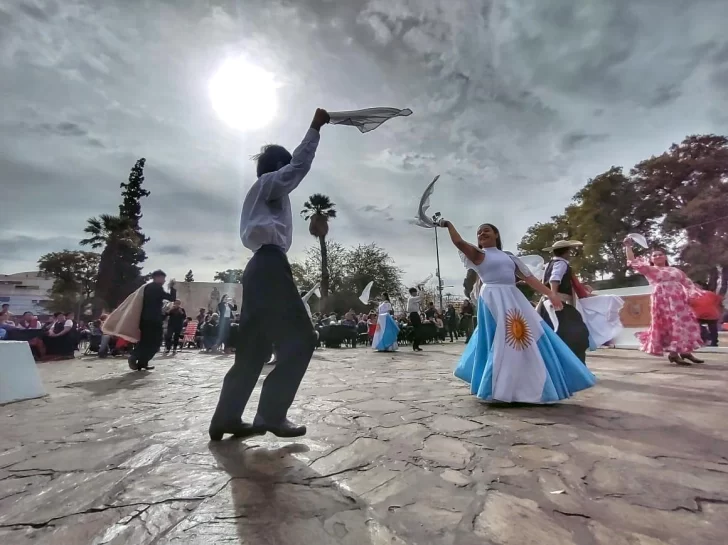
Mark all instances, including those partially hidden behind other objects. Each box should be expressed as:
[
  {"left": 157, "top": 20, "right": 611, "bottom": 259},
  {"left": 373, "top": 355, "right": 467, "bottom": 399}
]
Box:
[
  {"left": 359, "top": 281, "right": 374, "bottom": 304},
  {"left": 328, "top": 107, "right": 412, "bottom": 133},
  {"left": 627, "top": 233, "right": 648, "bottom": 249},
  {"left": 415, "top": 175, "right": 440, "bottom": 228}
]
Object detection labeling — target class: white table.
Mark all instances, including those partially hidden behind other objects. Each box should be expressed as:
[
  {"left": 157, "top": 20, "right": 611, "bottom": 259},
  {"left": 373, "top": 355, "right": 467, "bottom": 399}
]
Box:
[{"left": 0, "top": 341, "right": 46, "bottom": 404}]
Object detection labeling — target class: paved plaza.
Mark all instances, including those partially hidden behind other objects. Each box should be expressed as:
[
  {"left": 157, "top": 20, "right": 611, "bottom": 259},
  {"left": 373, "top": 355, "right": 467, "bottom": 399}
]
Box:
[{"left": 1, "top": 344, "right": 727, "bottom": 545}]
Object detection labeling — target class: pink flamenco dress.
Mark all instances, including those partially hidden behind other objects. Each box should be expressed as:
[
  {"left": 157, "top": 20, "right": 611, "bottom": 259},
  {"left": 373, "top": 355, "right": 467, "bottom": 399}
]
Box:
[{"left": 628, "top": 258, "right": 703, "bottom": 356}]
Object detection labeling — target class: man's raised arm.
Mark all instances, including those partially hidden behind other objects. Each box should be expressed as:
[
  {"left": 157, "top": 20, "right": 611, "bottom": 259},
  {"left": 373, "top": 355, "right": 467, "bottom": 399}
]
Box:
[{"left": 261, "top": 108, "right": 330, "bottom": 201}]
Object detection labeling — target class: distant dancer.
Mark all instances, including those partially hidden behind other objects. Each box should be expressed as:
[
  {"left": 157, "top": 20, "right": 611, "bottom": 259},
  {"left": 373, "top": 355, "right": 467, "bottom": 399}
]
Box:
[
  {"left": 372, "top": 292, "right": 399, "bottom": 352},
  {"left": 128, "top": 270, "right": 176, "bottom": 371},
  {"left": 406, "top": 287, "right": 424, "bottom": 351},
  {"left": 624, "top": 238, "right": 704, "bottom": 365}
]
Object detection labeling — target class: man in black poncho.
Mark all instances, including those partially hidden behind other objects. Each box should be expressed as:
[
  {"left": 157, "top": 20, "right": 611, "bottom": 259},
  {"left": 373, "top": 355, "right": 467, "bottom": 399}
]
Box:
[{"left": 129, "top": 270, "right": 176, "bottom": 371}]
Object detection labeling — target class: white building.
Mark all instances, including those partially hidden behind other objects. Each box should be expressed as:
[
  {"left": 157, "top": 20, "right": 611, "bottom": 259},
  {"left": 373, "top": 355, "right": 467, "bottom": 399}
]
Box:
[{"left": 0, "top": 271, "right": 54, "bottom": 316}]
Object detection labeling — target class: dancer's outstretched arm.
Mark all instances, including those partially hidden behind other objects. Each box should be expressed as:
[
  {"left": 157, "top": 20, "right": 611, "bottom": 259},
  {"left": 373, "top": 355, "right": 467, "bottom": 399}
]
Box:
[
  {"left": 439, "top": 220, "right": 483, "bottom": 265},
  {"left": 522, "top": 275, "right": 563, "bottom": 311},
  {"left": 261, "top": 109, "right": 330, "bottom": 201}
]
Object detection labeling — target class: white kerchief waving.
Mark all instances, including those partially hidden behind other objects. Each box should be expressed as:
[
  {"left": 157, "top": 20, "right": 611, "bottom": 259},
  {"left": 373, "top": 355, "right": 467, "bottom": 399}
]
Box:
[{"left": 328, "top": 107, "right": 412, "bottom": 133}]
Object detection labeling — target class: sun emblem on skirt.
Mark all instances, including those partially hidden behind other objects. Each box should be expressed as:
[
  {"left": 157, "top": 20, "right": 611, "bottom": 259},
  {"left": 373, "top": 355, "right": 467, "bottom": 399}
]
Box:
[{"left": 505, "top": 309, "right": 533, "bottom": 350}]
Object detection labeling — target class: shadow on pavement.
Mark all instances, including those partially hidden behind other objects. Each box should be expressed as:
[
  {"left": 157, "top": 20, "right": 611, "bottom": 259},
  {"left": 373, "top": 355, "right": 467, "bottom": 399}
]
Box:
[{"left": 208, "top": 440, "right": 402, "bottom": 545}]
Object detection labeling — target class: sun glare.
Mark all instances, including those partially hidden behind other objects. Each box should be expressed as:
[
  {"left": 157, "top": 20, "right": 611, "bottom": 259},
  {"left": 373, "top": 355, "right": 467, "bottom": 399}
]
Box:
[{"left": 209, "top": 58, "right": 278, "bottom": 131}]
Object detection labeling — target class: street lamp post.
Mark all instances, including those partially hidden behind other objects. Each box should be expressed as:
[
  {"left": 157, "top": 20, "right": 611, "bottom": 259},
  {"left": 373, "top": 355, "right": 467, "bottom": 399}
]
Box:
[{"left": 432, "top": 212, "right": 444, "bottom": 310}]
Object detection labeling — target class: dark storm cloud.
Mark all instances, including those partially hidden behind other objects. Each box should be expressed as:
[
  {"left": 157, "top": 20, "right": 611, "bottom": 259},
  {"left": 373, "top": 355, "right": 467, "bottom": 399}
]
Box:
[
  {"left": 561, "top": 132, "right": 610, "bottom": 152},
  {"left": 1, "top": 0, "right": 727, "bottom": 287},
  {"left": 0, "top": 235, "right": 80, "bottom": 256},
  {"left": 154, "top": 244, "right": 190, "bottom": 257}
]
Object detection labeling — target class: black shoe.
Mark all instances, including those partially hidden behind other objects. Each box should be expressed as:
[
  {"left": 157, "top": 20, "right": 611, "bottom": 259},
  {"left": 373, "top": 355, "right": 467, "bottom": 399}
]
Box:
[
  {"left": 680, "top": 353, "right": 704, "bottom": 364},
  {"left": 128, "top": 356, "right": 138, "bottom": 370},
  {"left": 208, "top": 421, "right": 264, "bottom": 441},
  {"left": 253, "top": 417, "right": 306, "bottom": 438},
  {"left": 668, "top": 354, "right": 690, "bottom": 366}
]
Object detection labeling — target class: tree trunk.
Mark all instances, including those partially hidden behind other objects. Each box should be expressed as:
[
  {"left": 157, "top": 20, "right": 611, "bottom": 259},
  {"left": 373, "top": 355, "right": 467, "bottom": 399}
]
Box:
[
  {"left": 319, "top": 235, "right": 329, "bottom": 312},
  {"left": 719, "top": 264, "right": 728, "bottom": 296},
  {"left": 708, "top": 266, "right": 719, "bottom": 292},
  {"left": 95, "top": 244, "right": 116, "bottom": 311}
]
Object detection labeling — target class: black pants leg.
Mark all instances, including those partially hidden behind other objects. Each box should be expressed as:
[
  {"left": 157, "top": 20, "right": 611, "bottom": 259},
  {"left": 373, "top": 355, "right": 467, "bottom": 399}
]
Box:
[
  {"left": 409, "top": 312, "right": 422, "bottom": 350},
  {"left": 211, "top": 246, "right": 316, "bottom": 427},
  {"left": 700, "top": 319, "right": 719, "bottom": 346},
  {"left": 540, "top": 304, "right": 590, "bottom": 364},
  {"left": 165, "top": 327, "right": 182, "bottom": 351},
  {"left": 135, "top": 320, "right": 164, "bottom": 366}
]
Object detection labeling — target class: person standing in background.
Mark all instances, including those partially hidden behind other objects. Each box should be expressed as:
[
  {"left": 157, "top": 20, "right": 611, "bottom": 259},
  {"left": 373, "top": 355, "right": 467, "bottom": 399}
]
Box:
[
  {"left": 164, "top": 299, "right": 187, "bottom": 356},
  {"left": 445, "top": 304, "right": 459, "bottom": 342},
  {"left": 459, "top": 299, "right": 474, "bottom": 343},
  {"left": 215, "top": 295, "right": 237, "bottom": 352},
  {"left": 407, "top": 287, "right": 424, "bottom": 352},
  {"left": 692, "top": 282, "right": 723, "bottom": 347}
]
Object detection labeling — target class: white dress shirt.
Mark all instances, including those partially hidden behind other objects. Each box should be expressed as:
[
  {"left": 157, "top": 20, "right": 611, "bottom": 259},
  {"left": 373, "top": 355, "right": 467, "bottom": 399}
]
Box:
[
  {"left": 240, "top": 128, "right": 320, "bottom": 253},
  {"left": 545, "top": 257, "right": 569, "bottom": 283},
  {"left": 406, "top": 295, "right": 422, "bottom": 313}
]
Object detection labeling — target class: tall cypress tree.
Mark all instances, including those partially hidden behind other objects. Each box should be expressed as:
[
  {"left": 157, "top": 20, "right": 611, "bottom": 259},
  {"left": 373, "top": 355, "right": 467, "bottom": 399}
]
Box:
[{"left": 112, "top": 158, "right": 151, "bottom": 304}]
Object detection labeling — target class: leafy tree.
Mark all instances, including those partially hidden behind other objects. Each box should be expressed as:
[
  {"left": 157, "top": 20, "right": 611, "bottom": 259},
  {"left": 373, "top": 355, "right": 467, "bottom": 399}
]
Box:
[
  {"left": 299, "top": 240, "right": 348, "bottom": 295},
  {"left": 184, "top": 270, "right": 194, "bottom": 282},
  {"left": 341, "top": 243, "right": 403, "bottom": 300},
  {"left": 38, "top": 251, "right": 100, "bottom": 313},
  {"left": 80, "top": 214, "right": 139, "bottom": 309},
  {"left": 292, "top": 241, "right": 404, "bottom": 314},
  {"left": 214, "top": 269, "right": 245, "bottom": 283},
  {"left": 301, "top": 193, "right": 337, "bottom": 311},
  {"left": 567, "top": 167, "right": 656, "bottom": 282},
  {"left": 632, "top": 135, "right": 728, "bottom": 292}
]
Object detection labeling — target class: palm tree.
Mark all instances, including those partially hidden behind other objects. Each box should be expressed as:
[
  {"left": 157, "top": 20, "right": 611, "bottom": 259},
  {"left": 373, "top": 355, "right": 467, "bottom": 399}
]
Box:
[
  {"left": 81, "top": 214, "right": 139, "bottom": 308},
  {"left": 301, "top": 194, "right": 337, "bottom": 311}
]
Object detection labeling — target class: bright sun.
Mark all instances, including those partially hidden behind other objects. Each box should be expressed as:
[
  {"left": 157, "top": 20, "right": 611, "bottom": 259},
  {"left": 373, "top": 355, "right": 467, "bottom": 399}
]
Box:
[{"left": 209, "top": 58, "right": 278, "bottom": 131}]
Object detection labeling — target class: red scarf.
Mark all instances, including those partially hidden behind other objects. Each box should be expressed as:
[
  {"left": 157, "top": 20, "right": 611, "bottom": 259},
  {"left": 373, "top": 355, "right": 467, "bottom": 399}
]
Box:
[{"left": 571, "top": 272, "right": 589, "bottom": 299}]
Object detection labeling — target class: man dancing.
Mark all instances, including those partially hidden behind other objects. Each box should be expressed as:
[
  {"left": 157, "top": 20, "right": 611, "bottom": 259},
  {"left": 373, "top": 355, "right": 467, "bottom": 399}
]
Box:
[
  {"left": 129, "top": 270, "right": 176, "bottom": 370},
  {"left": 407, "top": 287, "right": 424, "bottom": 351},
  {"left": 209, "top": 108, "right": 330, "bottom": 441},
  {"left": 539, "top": 240, "right": 590, "bottom": 364}
]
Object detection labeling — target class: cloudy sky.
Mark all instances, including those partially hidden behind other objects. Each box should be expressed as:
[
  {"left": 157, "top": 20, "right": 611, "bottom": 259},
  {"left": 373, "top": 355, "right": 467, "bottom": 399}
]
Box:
[{"left": 2, "top": 0, "right": 727, "bottom": 292}]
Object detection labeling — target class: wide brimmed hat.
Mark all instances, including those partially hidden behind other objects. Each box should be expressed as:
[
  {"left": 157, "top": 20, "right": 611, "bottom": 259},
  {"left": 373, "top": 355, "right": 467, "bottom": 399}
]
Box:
[{"left": 542, "top": 240, "right": 583, "bottom": 252}]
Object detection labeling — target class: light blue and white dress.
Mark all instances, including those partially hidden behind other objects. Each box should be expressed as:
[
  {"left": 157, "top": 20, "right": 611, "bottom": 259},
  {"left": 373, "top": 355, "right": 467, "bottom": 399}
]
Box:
[
  {"left": 372, "top": 301, "right": 399, "bottom": 352},
  {"left": 454, "top": 248, "right": 596, "bottom": 403}
]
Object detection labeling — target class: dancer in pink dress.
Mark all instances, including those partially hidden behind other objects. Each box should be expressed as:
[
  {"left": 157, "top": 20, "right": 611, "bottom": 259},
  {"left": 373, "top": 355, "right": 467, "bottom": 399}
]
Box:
[{"left": 623, "top": 238, "right": 704, "bottom": 365}]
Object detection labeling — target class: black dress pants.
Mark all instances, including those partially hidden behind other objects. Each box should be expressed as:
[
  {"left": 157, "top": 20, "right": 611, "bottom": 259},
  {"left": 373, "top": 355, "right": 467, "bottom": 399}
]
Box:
[{"left": 210, "top": 245, "right": 316, "bottom": 426}]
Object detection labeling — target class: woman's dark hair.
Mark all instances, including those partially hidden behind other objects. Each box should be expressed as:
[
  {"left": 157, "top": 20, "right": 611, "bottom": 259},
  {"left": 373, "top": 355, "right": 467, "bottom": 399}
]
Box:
[
  {"left": 254, "top": 145, "right": 292, "bottom": 177},
  {"left": 409, "top": 287, "right": 417, "bottom": 295},
  {"left": 382, "top": 292, "right": 390, "bottom": 301},
  {"left": 477, "top": 223, "right": 502, "bottom": 250},
  {"left": 648, "top": 247, "right": 670, "bottom": 266}
]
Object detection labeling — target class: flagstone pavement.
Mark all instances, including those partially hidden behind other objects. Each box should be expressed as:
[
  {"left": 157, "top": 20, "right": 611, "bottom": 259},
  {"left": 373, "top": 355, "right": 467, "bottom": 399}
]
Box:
[{"left": 1, "top": 344, "right": 728, "bottom": 545}]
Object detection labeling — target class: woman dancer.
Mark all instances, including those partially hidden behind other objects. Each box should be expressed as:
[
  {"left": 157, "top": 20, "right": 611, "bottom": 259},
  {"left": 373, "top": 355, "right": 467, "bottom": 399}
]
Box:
[
  {"left": 623, "top": 238, "right": 704, "bottom": 365},
  {"left": 372, "top": 292, "right": 399, "bottom": 352},
  {"left": 440, "top": 220, "right": 596, "bottom": 403}
]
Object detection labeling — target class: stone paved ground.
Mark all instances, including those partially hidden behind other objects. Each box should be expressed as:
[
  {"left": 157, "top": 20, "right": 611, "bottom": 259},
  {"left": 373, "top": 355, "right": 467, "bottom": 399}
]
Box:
[{"left": 1, "top": 345, "right": 728, "bottom": 545}]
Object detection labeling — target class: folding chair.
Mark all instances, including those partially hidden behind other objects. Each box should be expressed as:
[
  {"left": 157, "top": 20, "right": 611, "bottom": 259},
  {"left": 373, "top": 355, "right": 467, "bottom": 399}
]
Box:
[{"left": 182, "top": 322, "right": 199, "bottom": 349}]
